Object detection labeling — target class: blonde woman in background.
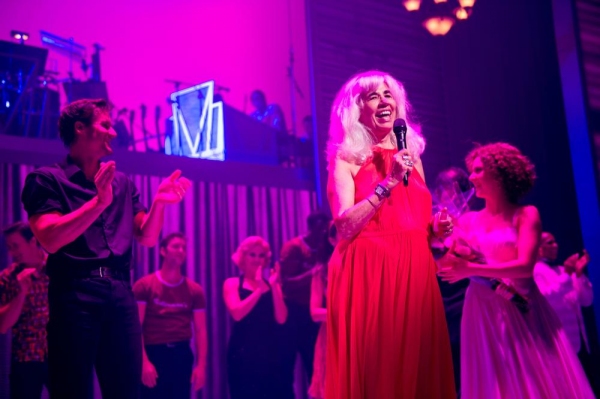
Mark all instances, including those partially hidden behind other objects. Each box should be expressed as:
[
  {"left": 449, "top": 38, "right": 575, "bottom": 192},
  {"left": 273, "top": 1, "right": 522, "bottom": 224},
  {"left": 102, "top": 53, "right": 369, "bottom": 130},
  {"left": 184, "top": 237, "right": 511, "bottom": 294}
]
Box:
[{"left": 223, "top": 236, "right": 288, "bottom": 399}]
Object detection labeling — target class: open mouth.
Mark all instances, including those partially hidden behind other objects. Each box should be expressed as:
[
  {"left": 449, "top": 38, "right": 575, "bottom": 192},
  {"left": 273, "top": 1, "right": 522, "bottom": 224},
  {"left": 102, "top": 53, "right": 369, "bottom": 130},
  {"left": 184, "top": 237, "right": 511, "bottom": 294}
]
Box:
[{"left": 375, "top": 110, "right": 392, "bottom": 119}]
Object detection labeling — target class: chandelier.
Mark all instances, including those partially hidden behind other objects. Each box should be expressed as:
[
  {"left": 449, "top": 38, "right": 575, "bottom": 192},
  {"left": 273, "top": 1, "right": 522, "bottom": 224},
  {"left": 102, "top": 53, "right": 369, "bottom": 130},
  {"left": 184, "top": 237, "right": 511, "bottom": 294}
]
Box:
[{"left": 402, "top": 0, "right": 476, "bottom": 36}]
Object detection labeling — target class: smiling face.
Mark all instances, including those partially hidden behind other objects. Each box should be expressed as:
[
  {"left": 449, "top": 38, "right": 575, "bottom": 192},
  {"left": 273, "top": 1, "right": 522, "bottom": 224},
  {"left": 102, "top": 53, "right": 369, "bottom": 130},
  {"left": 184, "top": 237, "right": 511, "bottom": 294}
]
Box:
[
  {"left": 539, "top": 232, "right": 559, "bottom": 262},
  {"left": 469, "top": 157, "right": 503, "bottom": 200},
  {"left": 74, "top": 110, "right": 117, "bottom": 159},
  {"left": 160, "top": 236, "right": 187, "bottom": 268},
  {"left": 241, "top": 244, "right": 269, "bottom": 275},
  {"left": 359, "top": 83, "right": 397, "bottom": 139}
]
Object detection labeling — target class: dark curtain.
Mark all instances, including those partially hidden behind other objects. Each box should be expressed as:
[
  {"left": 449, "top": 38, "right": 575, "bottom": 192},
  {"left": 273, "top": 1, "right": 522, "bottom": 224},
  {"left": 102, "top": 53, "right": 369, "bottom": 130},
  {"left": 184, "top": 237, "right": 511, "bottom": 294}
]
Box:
[{"left": 0, "top": 162, "right": 317, "bottom": 399}]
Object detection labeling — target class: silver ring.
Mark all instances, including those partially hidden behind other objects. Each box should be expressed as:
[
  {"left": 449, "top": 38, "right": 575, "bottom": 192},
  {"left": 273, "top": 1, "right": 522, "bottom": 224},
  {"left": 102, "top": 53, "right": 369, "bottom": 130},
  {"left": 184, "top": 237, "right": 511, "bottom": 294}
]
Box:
[
  {"left": 405, "top": 160, "right": 414, "bottom": 167},
  {"left": 402, "top": 154, "right": 410, "bottom": 161}
]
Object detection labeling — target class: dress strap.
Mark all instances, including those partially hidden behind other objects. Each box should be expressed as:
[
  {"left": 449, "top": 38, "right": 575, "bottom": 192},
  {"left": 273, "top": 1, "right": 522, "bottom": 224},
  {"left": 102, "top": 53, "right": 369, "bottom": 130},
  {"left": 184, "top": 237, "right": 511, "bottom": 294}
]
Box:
[{"left": 239, "top": 273, "right": 271, "bottom": 292}]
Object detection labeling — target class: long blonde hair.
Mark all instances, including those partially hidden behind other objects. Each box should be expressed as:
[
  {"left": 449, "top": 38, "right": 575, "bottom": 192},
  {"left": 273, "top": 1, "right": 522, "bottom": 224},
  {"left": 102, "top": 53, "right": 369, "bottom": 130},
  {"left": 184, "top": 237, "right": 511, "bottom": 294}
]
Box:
[{"left": 326, "top": 70, "right": 425, "bottom": 165}]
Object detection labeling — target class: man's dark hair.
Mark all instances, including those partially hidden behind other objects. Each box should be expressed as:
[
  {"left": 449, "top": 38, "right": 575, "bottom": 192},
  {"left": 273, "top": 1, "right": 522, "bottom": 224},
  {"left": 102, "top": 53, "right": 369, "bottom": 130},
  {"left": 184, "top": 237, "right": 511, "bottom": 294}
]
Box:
[
  {"left": 307, "top": 210, "right": 331, "bottom": 231},
  {"left": 58, "top": 99, "right": 111, "bottom": 147},
  {"left": 159, "top": 232, "right": 186, "bottom": 251},
  {"left": 434, "top": 167, "right": 471, "bottom": 193},
  {"left": 2, "top": 222, "right": 34, "bottom": 242},
  {"left": 250, "top": 90, "right": 267, "bottom": 106},
  {"left": 159, "top": 232, "right": 186, "bottom": 263}
]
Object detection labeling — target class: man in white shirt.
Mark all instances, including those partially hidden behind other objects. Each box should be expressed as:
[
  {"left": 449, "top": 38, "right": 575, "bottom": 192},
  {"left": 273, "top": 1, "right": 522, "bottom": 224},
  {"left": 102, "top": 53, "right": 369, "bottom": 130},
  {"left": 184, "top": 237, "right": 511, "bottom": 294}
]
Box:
[
  {"left": 534, "top": 231, "right": 600, "bottom": 395},
  {"left": 534, "top": 232, "right": 592, "bottom": 354}
]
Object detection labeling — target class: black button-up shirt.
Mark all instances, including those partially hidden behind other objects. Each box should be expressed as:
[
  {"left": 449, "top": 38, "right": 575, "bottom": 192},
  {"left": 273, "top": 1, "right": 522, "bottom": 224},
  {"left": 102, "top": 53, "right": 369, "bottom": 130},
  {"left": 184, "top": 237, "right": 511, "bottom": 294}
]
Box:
[{"left": 21, "top": 156, "right": 147, "bottom": 278}]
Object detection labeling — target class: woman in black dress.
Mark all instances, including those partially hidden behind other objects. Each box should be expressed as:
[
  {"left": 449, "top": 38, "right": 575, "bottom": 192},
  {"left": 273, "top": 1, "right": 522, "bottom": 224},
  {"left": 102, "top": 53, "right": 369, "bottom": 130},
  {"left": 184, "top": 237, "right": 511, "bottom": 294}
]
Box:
[{"left": 223, "top": 236, "right": 288, "bottom": 399}]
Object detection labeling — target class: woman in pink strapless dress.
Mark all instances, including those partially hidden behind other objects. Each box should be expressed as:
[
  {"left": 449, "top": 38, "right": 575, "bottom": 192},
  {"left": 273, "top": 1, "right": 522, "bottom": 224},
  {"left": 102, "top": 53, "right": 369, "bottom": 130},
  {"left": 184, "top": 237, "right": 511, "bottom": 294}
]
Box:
[{"left": 440, "top": 143, "right": 594, "bottom": 399}]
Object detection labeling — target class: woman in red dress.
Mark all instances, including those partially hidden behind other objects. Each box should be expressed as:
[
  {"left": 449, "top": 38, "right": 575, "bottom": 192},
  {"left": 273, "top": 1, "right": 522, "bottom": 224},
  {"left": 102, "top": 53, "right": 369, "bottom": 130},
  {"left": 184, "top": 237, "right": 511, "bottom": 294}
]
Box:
[{"left": 325, "top": 70, "right": 456, "bottom": 399}]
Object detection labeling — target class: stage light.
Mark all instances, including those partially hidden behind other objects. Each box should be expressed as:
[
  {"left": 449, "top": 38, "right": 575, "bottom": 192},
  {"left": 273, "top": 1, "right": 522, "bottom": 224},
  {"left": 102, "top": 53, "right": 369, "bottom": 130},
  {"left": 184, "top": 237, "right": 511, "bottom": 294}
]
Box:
[
  {"left": 401, "top": 0, "right": 477, "bottom": 36},
  {"left": 423, "top": 17, "right": 455, "bottom": 36},
  {"left": 455, "top": 7, "right": 469, "bottom": 20},
  {"left": 403, "top": 0, "right": 421, "bottom": 12},
  {"left": 10, "top": 30, "right": 30, "bottom": 44},
  {"left": 458, "top": 0, "right": 475, "bottom": 7}
]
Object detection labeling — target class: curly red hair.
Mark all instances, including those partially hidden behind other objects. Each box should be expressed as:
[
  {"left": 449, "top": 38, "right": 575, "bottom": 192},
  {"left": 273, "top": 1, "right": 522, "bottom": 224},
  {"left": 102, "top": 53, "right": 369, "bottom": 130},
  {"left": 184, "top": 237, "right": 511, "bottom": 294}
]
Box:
[{"left": 465, "top": 142, "right": 536, "bottom": 203}]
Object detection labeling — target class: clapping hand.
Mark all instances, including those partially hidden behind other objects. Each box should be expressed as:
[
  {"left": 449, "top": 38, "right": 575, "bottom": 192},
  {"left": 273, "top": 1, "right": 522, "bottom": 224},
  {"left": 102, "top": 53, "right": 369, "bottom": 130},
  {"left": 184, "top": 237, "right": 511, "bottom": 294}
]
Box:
[
  {"left": 16, "top": 268, "right": 36, "bottom": 294},
  {"left": 438, "top": 242, "right": 471, "bottom": 283},
  {"left": 255, "top": 266, "right": 270, "bottom": 294},
  {"left": 95, "top": 161, "right": 116, "bottom": 206},
  {"left": 564, "top": 250, "right": 590, "bottom": 277},
  {"left": 268, "top": 263, "right": 282, "bottom": 287},
  {"left": 154, "top": 170, "right": 192, "bottom": 204}
]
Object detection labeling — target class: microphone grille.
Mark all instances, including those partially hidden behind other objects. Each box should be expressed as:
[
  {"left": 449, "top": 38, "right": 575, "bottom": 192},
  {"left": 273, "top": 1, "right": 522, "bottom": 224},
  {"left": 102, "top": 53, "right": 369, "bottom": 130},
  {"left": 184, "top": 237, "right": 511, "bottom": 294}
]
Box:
[{"left": 393, "top": 118, "right": 407, "bottom": 133}]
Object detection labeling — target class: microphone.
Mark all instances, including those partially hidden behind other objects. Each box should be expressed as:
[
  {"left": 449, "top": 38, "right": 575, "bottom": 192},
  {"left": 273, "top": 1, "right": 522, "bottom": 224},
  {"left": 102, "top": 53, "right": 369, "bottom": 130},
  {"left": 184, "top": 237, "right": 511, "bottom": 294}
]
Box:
[{"left": 393, "top": 118, "right": 409, "bottom": 186}]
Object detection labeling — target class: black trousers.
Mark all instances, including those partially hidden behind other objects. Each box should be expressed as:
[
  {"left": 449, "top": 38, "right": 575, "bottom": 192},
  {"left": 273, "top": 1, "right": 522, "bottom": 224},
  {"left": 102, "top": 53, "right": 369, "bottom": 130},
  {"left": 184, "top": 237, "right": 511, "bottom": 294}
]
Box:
[
  {"left": 47, "top": 277, "right": 142, "bottom": 399},
  {"left": 141, "top": 342, "right": 194, "bottom": 399},
  {"left": 10, "top": 360, "right": 49, "bottom": 399},
  {"left": 280, "top": 302, "right": 320, "bottom": 399}
]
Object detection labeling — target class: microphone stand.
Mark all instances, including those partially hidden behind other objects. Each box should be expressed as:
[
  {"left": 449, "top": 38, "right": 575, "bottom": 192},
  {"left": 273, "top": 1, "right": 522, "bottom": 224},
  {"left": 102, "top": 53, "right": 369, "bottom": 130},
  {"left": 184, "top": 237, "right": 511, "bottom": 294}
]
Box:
[{"left": 286, "top": 0, "right": 305, "bottom": 167}]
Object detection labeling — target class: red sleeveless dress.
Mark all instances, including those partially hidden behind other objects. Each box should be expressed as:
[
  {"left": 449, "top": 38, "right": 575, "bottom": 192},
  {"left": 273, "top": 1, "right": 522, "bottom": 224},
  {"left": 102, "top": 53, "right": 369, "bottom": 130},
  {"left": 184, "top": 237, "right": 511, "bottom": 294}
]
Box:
[{"left": 325, "top": 148, "right": 456, "bottom": 399}]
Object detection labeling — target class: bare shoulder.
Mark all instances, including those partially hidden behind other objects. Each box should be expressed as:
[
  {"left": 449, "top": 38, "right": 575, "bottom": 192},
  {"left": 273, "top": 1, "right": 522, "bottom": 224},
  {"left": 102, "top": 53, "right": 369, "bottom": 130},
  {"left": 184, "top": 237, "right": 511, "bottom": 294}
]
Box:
[
  {"left": 223, "top": 277, "right": 239, "bottom": 291},
  {"left": 329, "top": 156, "right": 362, "bottom": 177},
  {"left": 327, "top": 156, "right": 360, "bottom": 216},
  {"left": 516, "top": 205, "right": 541, "bottom": 223},
  {"left": 414, "top": 155, "right": 426, "bottom": 182}
]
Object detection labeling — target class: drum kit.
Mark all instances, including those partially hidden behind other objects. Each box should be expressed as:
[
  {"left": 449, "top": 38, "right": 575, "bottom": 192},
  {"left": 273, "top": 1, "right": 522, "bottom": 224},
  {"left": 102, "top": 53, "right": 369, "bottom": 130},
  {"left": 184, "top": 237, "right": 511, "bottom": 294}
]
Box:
[{"left": 0, "top": 30, "right": 107, "bottom": 139}]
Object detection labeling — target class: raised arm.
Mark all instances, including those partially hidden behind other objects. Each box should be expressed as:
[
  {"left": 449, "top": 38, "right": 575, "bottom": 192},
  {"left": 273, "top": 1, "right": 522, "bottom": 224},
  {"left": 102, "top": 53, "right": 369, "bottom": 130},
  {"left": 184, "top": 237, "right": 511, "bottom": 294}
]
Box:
[
  {"left": 269, "top": 264, "right": 288, "bottom": 324},
  {"left": 441, "top": 206, "right": 542, "bottom": 282},
  {"left": 222, "top": 277, "right": 264, "bottom": 322},
  {"left": 469, "top": 206, "right": 541, "bottom": 278},
  {"left": 573, "top": 275, "right": 594, "bottom": 306},
  {"left": 328, "top": 150, "right": 412, "bottom": 240},
  {"left": 134, "top": 170, "right": 191, "bottom": 247},
  {"left": 0, "top": 269, "right": 35, "bottom": 333},
  {"left": 28, "top": 163, "right": 115, "bottom": 253}
]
